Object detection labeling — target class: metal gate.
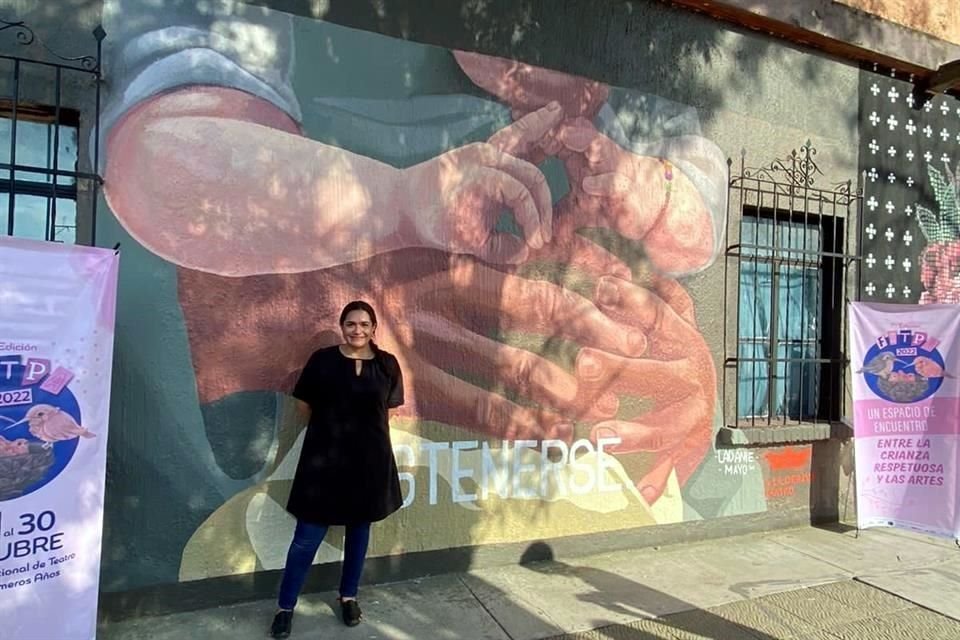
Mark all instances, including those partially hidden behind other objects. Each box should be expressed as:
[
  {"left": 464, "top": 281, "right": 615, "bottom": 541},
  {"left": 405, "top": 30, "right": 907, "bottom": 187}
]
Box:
[
  {"left": 722, "top": 142, "right": 863, "bottom": 431},
  {"left": 0, "top": 18, "right": 103, "bottom": 245}
]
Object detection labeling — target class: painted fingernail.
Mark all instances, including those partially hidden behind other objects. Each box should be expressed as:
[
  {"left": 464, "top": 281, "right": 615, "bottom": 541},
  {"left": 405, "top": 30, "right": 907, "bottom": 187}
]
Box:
[
  {"left": 596, "top": 392, "right": 619, "bottom": 416},
  {"left": 614, "top": 264, "right": 633, "bottom": 281},
  {"left": 596, "top": 278, "right": 619, "bottom": 307},
  {"left": 640, "top": 485, "right": 660, "bottom": 504},
  {"left": 625, "top": 329, "right": 646, "bottom": 356},
  {"left": 531, "top": 230, "right": 545, "bottom": 250},
  {"left": 550, "top": 422, "right": 574, "bottom": 441},
  {"left": 577, "top": 351, "right": 602, "bottom": 380},
  {"left": 593, "top": 426, "right": 619, "bottom": 443}
]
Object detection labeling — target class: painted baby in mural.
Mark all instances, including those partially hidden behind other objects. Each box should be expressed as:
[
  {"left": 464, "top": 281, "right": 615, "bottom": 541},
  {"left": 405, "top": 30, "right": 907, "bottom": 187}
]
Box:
[{"left": 99, "top": 0, "right": 761, "bottom": 582}]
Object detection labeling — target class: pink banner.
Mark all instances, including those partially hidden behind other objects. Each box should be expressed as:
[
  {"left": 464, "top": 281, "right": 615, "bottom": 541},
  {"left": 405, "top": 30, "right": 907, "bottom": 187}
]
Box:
[
  {"left": 849, "top": 302, "right": 960, "bottom": 539},
  {"left": 853, "top": 398, "right": 960, "bottom": 437}
]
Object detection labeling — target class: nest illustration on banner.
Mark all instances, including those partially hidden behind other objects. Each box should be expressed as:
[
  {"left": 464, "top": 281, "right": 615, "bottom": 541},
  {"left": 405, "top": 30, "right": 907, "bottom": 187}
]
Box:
[{"left": 0, "top": 360, "right": 85, "bottom": 501}]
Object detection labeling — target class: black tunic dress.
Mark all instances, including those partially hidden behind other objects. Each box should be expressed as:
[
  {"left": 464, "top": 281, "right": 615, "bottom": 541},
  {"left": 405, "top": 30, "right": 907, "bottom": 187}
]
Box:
[{"left": 287, "top": 345, "right": 405, "bottom": 525}]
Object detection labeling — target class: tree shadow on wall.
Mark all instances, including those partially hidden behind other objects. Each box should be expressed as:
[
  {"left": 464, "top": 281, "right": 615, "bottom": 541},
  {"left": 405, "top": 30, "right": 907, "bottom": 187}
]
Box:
[{"left": 82, "top": 0, "right": 867, "bottom": 625}]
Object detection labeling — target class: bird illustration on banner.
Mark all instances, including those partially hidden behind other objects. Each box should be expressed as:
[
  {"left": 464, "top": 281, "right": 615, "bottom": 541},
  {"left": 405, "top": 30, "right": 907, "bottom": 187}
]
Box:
[
  {"left": 1, "top": 404, "right": 94, "bottom": 448},
  {"left": 856, "top": 352, "right": 909, "bottom": 379}
]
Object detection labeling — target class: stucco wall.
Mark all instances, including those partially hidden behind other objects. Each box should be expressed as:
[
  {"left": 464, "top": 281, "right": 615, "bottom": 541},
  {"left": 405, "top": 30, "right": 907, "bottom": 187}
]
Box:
[
  {"left": 0, "top": 0, "right": 865, "bottom": 616},
  {"left": 836, "top": 0, "right": 960, "bottom": 45},
  {"left": 668, "top": 0, "right": 960, "bottom": 75},
  {"left": 83, "top": 0, "right": 863, "bottom": 614}
]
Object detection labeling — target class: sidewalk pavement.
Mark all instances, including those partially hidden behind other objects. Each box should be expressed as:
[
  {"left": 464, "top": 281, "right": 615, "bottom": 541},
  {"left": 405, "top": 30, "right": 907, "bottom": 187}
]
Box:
[{"left": 99, "top": 525, "right": 960, "bottom": 640}]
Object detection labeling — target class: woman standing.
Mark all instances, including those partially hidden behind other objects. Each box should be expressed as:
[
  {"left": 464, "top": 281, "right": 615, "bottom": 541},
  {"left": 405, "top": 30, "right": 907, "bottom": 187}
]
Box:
[{"left": 270, "top": 300, "right": 405, "bottom": 638}]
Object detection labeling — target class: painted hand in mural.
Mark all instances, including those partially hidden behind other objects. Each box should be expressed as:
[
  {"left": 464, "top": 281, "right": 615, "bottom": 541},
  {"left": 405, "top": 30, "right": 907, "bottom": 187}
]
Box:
[
  {"left": 181, "top": 253, "right": 714, "bottom": 505},
  {"left": 180, "top": 252, "right": 636, "bottom": 441},
  {"left": 454, "top": 50, "right": 717, "bottom": 276},
  {"left": 553, "top": 119, "right": 716, "bottom": 275},
  {"left": 401, "top": 104, "right": 564, "bottom": 264},
  {"left": 368, "top": 256, "right": 661, "bottom": 441},
  {"left": 451, "top": 52, "right": 716, "bottom": 500},
  {"left": 574, "top": 274, "right": 716, "bottom": 503},
  {"left": 376, "top": 258, "right": 714, "bottom": 506}
]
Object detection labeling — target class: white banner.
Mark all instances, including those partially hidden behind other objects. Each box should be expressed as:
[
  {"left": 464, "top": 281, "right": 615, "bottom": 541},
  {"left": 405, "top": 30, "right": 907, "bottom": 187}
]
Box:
[{"left": 0, "top": 236, "right": 119, "bottom": 640}]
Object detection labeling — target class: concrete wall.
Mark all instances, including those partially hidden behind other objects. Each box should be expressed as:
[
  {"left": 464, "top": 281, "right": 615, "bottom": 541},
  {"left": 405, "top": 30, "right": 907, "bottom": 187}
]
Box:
[
  {"left": 837, "top": 0, "right": 960, "bottom": 45},
  {"left": 669, "top": 0, "right": 960, "bottom": 77},
  {"left": 1, "top": 0, "right": 869, "bottom": 618},
  {"left": 85, "top": 0, "right": 864, "bottom": 616}
]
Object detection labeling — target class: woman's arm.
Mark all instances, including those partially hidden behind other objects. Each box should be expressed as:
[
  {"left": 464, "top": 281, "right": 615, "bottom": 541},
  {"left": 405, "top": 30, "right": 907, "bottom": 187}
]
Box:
[{"left": 294, "top": 399, "right": 312, "bottom": 421}]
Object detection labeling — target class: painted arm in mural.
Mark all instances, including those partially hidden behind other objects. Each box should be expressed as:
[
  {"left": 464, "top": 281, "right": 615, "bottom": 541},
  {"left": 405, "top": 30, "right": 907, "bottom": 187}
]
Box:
[{"left": 104, "top": 87, "right": 568, "bottom": 274}]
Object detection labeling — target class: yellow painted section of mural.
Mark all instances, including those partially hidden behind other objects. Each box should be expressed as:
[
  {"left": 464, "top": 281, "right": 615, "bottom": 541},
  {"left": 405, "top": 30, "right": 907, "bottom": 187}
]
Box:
[
  {"left": 835, "top": 0, "right": 960, "bottom": 44},
  {"left": 179, "top": 422, "right": 687, "bottom": 580},
  {"left": 101, "top": 0, "right": 771, "bottom": 584}
]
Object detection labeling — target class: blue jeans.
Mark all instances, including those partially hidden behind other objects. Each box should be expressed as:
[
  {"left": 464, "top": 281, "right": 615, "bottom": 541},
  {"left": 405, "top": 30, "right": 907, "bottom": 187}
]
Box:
[{"left": 277, "top": 520, "right": 372, "bottom": 610}]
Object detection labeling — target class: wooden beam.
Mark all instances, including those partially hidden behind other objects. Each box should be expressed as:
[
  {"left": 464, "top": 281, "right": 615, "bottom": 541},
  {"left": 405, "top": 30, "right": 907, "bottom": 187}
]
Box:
[{"left": 929, "top": 59, "right": 960, "bottom": 93}]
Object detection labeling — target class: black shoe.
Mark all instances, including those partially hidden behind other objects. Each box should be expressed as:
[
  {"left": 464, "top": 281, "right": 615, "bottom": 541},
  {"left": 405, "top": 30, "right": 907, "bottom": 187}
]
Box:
[
  {"left": 339, "top": 598, "right": 362, "bottom": 627},
  {"left": 270, "top": 609, "right": 293, "bottom": 638}
]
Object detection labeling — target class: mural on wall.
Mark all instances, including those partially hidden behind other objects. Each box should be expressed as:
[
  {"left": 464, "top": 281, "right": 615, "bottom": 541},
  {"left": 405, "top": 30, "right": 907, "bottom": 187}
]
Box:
[
  {"left": 99, "top": 0, "right": 769, "bottom": 586},
  {"left": 858, "top": 64, "right": 960, "bottom": 304}
]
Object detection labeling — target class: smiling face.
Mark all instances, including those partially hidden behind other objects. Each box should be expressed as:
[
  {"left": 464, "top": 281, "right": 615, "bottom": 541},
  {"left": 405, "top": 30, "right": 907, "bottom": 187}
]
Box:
[{"left": 341, "top": 309, "right": 375, "bottom": 350}]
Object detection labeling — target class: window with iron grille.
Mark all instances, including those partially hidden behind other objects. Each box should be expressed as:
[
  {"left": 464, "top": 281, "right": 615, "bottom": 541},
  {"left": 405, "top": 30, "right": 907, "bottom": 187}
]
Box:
[
  {"left": 737, "top": 209, "right": 846, "bottom": 423},
  {"left": 0, "top": 20, "right": 105, "bottom": 247},
  {"left": 0, "top": 106, "right": 79, "bottom": 243},
  {"left": 723, "top": 143, "right": 861, "bottom": 432}
]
